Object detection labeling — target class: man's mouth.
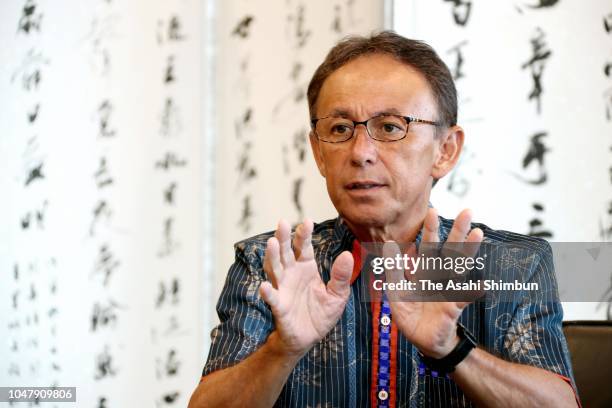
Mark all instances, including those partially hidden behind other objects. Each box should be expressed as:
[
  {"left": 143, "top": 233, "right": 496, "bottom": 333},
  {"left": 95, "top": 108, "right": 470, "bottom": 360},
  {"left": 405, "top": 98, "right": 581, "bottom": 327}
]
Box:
[{"left": 345, "top": 181, "right": 386, "bottom": 190}]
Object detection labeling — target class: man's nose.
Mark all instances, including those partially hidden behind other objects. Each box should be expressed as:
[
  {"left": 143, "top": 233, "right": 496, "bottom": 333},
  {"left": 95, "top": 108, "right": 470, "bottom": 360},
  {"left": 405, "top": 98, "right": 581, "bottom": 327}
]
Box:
[{"left": 349, "top": 124, "right": 378, "bottom": 166}]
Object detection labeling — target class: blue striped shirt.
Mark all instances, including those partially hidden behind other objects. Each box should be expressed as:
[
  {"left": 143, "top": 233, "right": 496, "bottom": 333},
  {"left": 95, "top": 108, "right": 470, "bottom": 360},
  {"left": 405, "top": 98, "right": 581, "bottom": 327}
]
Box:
[{"left": 202, "top": 216, "right": 577, "bottom": 407}]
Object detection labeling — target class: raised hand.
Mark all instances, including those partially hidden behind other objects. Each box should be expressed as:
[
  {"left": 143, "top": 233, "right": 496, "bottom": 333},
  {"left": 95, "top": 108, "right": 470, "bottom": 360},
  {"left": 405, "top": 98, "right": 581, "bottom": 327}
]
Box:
[
  {"left": 259, "top": 219, "right": 354, "bottom": 358},
  {"left": 386, "top": 208, "right": 483, "bottom": 358}
]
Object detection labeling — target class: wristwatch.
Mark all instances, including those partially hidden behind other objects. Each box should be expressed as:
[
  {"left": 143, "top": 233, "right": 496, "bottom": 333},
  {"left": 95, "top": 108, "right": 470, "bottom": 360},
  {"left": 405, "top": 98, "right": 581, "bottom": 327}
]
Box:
[{"left": 419, "top": 323, "right": 477, "bottom": 374}]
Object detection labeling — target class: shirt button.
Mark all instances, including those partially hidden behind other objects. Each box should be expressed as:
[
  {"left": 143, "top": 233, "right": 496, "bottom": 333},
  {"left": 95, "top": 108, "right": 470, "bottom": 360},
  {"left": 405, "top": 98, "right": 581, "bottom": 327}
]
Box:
[
  {"left": 378, "top": 390, "right": 389, "bottom": 401},
  {"left": 381, "top": 315, "right": 391, "bottom": 326}
]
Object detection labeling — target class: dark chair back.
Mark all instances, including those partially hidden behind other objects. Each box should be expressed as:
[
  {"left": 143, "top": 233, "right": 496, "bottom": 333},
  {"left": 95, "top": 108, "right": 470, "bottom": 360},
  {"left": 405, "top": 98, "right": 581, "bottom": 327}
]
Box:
[{"left": 562, "top": 320, "right": 612, "bottom": 407}]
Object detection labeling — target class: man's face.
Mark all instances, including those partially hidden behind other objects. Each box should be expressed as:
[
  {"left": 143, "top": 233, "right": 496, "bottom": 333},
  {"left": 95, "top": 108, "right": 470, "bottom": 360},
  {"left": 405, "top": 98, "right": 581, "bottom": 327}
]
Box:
[{"left": 310, "top": 54, "right": 459, "bottom": 230}]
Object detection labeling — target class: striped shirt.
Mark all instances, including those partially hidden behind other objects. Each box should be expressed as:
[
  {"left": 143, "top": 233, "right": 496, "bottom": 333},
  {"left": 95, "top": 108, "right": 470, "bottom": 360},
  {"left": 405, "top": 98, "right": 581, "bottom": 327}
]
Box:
[{"left": 202, "top": 216, "right": 577, "bottom": 407}]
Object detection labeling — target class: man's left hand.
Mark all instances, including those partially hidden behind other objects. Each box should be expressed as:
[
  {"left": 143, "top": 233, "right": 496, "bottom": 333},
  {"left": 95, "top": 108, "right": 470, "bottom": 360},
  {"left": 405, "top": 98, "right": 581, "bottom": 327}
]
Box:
[{"left": 385, "top": 208, "right": 483, "bottom": 359}]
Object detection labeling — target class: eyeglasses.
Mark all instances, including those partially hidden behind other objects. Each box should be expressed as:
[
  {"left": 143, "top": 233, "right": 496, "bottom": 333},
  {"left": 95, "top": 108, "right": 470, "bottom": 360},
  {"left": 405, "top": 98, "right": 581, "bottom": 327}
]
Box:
[{"left": 310, "top": 114, "right": 440, "bottom": 143}]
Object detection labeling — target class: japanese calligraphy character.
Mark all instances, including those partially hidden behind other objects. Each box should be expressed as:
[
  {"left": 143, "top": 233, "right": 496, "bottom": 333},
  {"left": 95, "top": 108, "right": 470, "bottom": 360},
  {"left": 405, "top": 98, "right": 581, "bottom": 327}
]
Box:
[
  {"left": 94, "top": 345, "right": 117, "bottom": 380},
  {"left": 27, "top": 104, "right": 40, "bottom": 123},
  {"left": 97, "top": 100, "right": 117, "bottom": 138},
  {"left": 11, "top": 49, "right": 49, "bottom": 92},
  {"left": 598, "top": 200, "right": 612, "bottom": 240},
  {"left": 234, "top": 108, "right": 253, "bottom": 140},
  {"left": 157, "top": 15, "right": 186, "bottom": 44},
  {"left": 165, "top": 349, "right": 180, "bottom": 376},
  {"left": 155, "top": 152, "right": 187, "bottom": 171},
  {"left": 447, "top": 41, "right": 468, "bottom": 81},
  {"left": 238, "top": 195, "right": 253, "bottom": 233},
  {"left": 232, "top": 15, "right": 254, "bottom": 38},
  {"left": 163, "top": 182, "right": 177, "bottom": 205},
  {"left": 287, "top": 4, "right": 311, "bottom": 48},
  {"left": 82, "top": 13, "right": 119, "bottom": 76},
  {"left": 237, "top": 141, "right": 257, "bottom": 185},
  {"left": 521, "top": 28, "right": 552, "bottom": 114},
  {"left": 90, "top": 199, "right": 113, "bottom": 236},
  {"left": 158, "top": 391, "right": 180, "bottom": 406},
  {"left": 24, "top": 162, "right": 44, "bottom": 186},
  {"left": 20, "top": 200, "right": 47, "bottom": 230},
  {"left": 93, "top": 244, "right": 120, "bottom": 286},
  {"left": 158, "top": 217, "right": 180, "bottom": 257},
  {"left": 522, "top": 0, "right": 559, "bottom": 9},
  {"left": 97, "top": 396, "right": 108, "bottom": 408},
  {"left": 293, "top": 177, "right": 304, "bottom": 219},
  {"left": 447, "top": 148, "right": 475, "bottom": 197},
  {"left": 94, "top": 157, "right": 114, "bottom": 188},
  {"left": 159, "top": 97, "right": 182, "bottom": 138},
  {"left": 164, "top": 55, "right": 176, "bottom": 83},
  {"left": 17, "top": 0, "right": 42, "bottom": 34},
  {"left": 167, "top": 16, "right": 185, "bottom": 41},
  {"left": 332, "top": 4, "right": 342, "bottom": 33},
  {"left": 91, "top": 299, "right": 122, "bottom": 331},
  {"left": 528, "top": 203, "right": 553, "bottom": 238},
  {"left": 443, "top": 0, "right": 472, "bottom": 27},
  {"left": 156, "top": 349, "right": 180, "bottom": 379},
  {"left": 514, "top": 131, "right": 549, "bottom": 185},
  {"left": 155, "top": 278, "right": 180, "bottom": 307},
  {"left": 293, "top": 127, "right": 307, "bottom": 162}
]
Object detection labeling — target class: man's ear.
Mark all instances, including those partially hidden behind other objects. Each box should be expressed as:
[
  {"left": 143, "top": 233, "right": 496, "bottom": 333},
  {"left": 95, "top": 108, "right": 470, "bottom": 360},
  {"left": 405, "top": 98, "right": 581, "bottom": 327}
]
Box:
[
  {"left": 431, "top": 125, "right": 464, "bottom": 180},
  {"left": 309, "top": 131, "right": 326, "bottom": 178}
]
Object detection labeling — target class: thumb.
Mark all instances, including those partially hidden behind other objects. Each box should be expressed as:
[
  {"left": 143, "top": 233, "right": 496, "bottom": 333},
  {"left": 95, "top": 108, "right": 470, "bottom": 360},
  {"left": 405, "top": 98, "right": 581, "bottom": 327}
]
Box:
[{"left": 327, "top": 251, "right": 354, "bottom": 299}]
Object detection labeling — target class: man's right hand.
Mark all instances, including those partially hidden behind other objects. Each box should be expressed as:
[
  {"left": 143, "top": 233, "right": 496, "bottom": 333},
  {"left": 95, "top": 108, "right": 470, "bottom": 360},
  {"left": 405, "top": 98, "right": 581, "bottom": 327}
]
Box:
[
  {"left": 259, "top": 219, "right": 354, "bottom": 358},
  {"left": 189, "top": 219, "right": 354, "bottom": 408}
]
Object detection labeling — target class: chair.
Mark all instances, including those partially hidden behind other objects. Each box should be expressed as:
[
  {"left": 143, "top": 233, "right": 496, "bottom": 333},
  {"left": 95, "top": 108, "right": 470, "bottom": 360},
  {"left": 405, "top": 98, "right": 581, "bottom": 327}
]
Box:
[{"left": 562, "top": 320, "right": 612, "bottom": 407}]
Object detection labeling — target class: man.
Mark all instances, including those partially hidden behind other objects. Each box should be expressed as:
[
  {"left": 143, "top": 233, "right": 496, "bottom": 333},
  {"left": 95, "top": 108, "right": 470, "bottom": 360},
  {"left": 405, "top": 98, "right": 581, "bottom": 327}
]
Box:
[{"left": 189, "top": 31, "right": 578, "bottom": 407}]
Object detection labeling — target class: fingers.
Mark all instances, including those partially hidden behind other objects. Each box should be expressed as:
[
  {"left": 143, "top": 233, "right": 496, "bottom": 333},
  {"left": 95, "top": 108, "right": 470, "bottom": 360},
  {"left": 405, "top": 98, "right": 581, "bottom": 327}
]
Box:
[
  {"left": 465, "top": 227, "right": 483, "bottom": 258},
  {"left": 422, "top": 207, "right": 440, "bottom": 243},
  {"left": 420, "top": 208, "right": 441, "bottom": 265},
  {"left": 292, "top": 219, "right": 314, "bottom": 261},
  {"left": 447, "top": 209, "right": 473, "bottom": 243},
  {"left": 259, "top": 281, "right": 280, "bottom": 310},
  {"left": 446, "top": 210, "right": 483, "bottom": 259},
  {"left": 326, "top": 251, "right": 353, "bottom": 299},
  {"left": 266, "top": 219, "right": 313, "bottom": 289},
  {"left": 466, "top": 227, "right": 483, "bottom": 244},
  {"left": 264, "top": 237, "right": 283, "bottom": 287},
  {"left": 275, "top": 219, "right": 296, "bottom": 267}
]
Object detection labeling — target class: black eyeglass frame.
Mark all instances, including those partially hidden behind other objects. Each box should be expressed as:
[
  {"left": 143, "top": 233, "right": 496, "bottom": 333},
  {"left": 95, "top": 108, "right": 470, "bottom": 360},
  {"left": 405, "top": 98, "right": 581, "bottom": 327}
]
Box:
[{"left": 310, "top": 114, "right": 441, "bottom": 143}]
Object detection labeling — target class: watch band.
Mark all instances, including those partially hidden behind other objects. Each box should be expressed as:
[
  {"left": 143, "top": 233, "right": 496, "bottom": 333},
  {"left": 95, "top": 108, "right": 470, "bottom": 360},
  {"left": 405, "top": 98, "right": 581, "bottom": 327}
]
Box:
[{"left": 419, "top": 323, "right": 477, "bottom": 374}]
